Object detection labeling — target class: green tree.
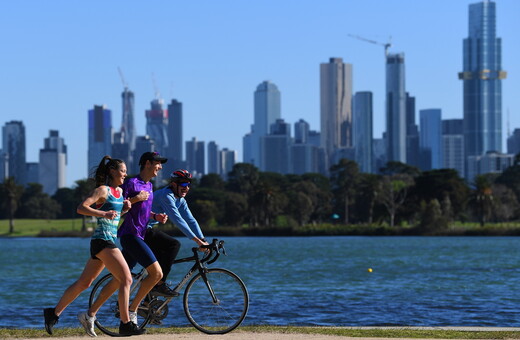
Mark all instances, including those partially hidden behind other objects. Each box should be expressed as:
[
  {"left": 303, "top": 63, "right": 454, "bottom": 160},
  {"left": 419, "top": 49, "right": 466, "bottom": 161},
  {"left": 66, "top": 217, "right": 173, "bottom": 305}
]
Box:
[
  {"left": 354, "top": 173, "right": 382, "bottom": 224},
  {"left": 222, "top": 192, "right": 248, "bottom": 226},
  {"left": 378, "top": 174, "right": 413, "bottom": 227},
  {"left": 330, "top": 159, "right": 359, "bottom": 224},
  {"left": 74, "top": 179, "right": 95, "bottom": 231},
  {"left": 418, "top": 199, "right": 447, "bottom": 234},
  {"left": 199, "top": 173, "right": 225, "bottom": 190},
  {"left": 227, "top": 163, "right": 259, "bottom": 226},
  {"left": 470, "top": 175, "right": 494, "bottom": 226},
  {"left": 0, "top": 177, "right": 24, "bottom": 233},
  {"left": 190, "top": 200, "right": 219, "bottom": 227},
  {"left": 53, "top": 187, "right": 77, "bottom": 219},
  {"left": 17, "top": 183, "right": 61, "bottom": 219},
  {"left": 412, "top": 169, "right": 469, "bottom": 221}
]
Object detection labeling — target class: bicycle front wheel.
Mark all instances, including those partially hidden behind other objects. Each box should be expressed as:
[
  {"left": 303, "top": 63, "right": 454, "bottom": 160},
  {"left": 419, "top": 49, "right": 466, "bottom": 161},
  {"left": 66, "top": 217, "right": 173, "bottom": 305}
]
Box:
[
  {"left": 89, "top": 273, "right": 150, "bottom": 336},
  {"left": 183, "top": 268, "right": 249, "bottom": 334}
]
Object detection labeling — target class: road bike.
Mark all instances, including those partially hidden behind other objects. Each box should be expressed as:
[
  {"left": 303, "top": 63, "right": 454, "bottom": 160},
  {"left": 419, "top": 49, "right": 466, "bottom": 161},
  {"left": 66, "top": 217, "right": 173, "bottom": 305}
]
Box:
[{"left": 89, "top": 239, "right": 249, "bottom": 336}]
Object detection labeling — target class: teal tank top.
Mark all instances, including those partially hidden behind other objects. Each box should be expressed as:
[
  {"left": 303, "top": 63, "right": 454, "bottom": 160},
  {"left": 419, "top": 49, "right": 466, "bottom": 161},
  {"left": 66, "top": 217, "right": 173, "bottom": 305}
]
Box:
[{"left": 91, "top": 186, "right": 124, "bottom": 243}]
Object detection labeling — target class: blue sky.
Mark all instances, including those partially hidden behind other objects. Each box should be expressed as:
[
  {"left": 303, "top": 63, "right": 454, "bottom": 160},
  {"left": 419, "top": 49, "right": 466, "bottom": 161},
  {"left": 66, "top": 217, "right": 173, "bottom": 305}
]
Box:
[{"left": 1, "top": 0, "right": 519, "bottom": 187}]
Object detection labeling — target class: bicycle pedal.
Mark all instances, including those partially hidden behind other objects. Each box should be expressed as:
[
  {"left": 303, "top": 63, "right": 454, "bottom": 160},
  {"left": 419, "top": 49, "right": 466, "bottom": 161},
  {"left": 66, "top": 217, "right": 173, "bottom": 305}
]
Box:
[{"left": 150, "top": 319, "right": 163, "bottom": 325}]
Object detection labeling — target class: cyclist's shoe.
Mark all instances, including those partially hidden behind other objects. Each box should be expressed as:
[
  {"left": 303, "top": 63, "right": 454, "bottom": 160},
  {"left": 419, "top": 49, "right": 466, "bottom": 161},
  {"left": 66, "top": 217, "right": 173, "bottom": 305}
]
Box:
[
  {"left": 150, "top": 283, "right": 179, "bottom": 297},
  {"left": 77, "top": 311, "right": 97, "bottom": 337},
  {"left": 119, "top": 321, "right": 146, "bottom": 336},
  {"left": 43, "top": 308, "right": 59, "bottom": 335},
  {"left": 129, "top": 311, "right": 138, "bottom": 325}
]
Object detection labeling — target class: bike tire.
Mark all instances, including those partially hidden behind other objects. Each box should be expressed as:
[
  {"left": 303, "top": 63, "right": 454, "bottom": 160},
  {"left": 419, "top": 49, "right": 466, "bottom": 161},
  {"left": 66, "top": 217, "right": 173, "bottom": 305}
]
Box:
[
  {"left": 183, "top": 268, "right": 249, "bottom": 334},
  {"left": 89, "top": 272, "right": 151, "bottom": 337}
]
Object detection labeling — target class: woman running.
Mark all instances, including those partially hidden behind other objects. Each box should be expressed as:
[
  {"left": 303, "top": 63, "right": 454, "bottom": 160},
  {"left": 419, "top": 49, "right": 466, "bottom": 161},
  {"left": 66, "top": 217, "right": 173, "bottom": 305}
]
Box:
[{"left": 43, "top": 156, "right": 144, "bottom": 337}]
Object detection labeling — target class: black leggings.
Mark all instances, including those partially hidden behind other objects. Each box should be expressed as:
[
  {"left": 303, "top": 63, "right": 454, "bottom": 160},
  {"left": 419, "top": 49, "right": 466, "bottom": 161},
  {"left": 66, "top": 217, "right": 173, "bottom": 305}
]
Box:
[{"left": 144, "top": 228, "right": 181, "bottom": 282}]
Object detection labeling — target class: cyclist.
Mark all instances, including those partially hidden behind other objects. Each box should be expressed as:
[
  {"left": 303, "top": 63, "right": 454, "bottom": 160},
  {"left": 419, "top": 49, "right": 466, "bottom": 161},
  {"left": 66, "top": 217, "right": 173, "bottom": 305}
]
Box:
[
  {"left": 43, "top": 156, "right": 144, "bottom": 337},
  {"left": 117, "top": 151, "right": 170, "bottom": 326},
  {"left": 147, "top": 169, "right": 209, "bottom": 291}
]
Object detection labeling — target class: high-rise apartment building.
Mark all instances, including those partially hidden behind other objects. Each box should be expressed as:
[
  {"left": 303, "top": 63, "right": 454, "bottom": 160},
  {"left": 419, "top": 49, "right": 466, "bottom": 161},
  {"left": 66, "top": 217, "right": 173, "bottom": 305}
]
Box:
[
  {"left": 443, "top": 119, "right": 465, "bottom": 177},
  {"left": 39, "top": 130, "right": 67, "bottom": 195},
  {"left": 88, "top": 105, "right": 112, "bottom": 173},
  {"left": 507, "top": 129, "right": 520, "bottom": 156},
  {"left": 207, "top": 141, "right": 220, "bottom": 174},
  {"left": 419, "top": 109, "right": 443, "bottom": 170},
  {"left": 460, "top": 0, "right": 506, "bottom": 164},
  {"left": 386, "top": 53, "right": 407, "bottom": 163},
  {"left": 167, "top": 99, "right": 183, "bottom": 168},
  {"left": 115, "top": 88, "right": 136, "bottom": 170},
  {"left": 186, "top": 137, "right": 205, "bottom": 177},
  {"left": 146, "top": 99, "right": 168, "bottom": 156},
  {"left": 243, "top": 81, "right": 281, "bottom": 167},
  {"left": 353, "top": 91, "right": 373, "bottom": 173},
  {"left": 320, "top": 58, "right": 353, "bottom": 168},
  {"left": 261, "top": 118, "right": 291, "bottom": 174},
  {"left": 219, "top": 148, "right": 236, "bottom": 179},
  {"left": 133, "top": 135, "right": 155, "bottom": 174},
  {"left": 2, "top": 120, "right": 27, "bottom": 184},
  {"left": 406, "top": 93, "right": 420, "bottom": 168}
]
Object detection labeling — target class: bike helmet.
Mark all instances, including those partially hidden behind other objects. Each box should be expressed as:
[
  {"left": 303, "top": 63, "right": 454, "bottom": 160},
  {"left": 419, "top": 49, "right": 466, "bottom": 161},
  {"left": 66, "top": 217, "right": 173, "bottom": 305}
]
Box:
[{"left": 171, "top": 169, "right": 193, "bottom": 182}]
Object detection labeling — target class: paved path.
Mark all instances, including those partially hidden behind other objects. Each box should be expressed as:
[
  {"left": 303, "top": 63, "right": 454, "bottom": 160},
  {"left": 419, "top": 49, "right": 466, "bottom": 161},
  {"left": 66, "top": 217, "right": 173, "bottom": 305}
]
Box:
[{"left": 15, "top": 327, "right": 520, "bottom": 340}]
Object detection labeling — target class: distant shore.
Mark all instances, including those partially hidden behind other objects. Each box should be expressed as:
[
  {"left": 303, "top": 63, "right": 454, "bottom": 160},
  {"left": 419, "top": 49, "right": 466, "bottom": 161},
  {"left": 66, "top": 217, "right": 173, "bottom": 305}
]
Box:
[{"left": 4, "top": 218, "right": 520, "bottom": 237}]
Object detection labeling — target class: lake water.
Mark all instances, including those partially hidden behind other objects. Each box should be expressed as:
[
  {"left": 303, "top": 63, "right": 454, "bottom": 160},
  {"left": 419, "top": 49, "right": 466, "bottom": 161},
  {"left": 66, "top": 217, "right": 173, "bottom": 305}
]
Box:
[{"left": 1, "top": 236, "right": 520, "bottom": 329}]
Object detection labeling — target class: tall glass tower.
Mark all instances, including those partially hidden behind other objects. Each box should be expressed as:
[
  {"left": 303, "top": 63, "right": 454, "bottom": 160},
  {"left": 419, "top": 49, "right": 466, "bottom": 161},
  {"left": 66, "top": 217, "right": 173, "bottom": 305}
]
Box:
[
  {"left": 2, "top": 120, "right": 26, "bottom": 184},
  {"left": 320, "top": 58, "right": 353, "bottom": 168},
  {"left": 460, "top": 0, "right": 506, "bottom": 161},
  {"left": 386, "top": 53, "right": 407, "bottom": 163},
  {"left": 353, "top": 91, "right": 373, "bottom": 173},
  {"left": 39, "top": 130, "right": 67, "bottom": 195},
  {"left": 419, "top": 109, "right": 442, "bottom": 170},
  {"left": 88, "top": 105, "right": 112, "bottom": 173},
  {"left": 246, "top": 81, "right": 281, "bottom": 167}
]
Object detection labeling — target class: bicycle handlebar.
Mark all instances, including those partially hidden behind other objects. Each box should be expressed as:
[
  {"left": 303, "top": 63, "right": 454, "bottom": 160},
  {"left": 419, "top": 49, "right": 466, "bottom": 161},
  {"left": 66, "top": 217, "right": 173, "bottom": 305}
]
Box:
[{"left": 192, "top": 238, "right": 226, "bottom": 265}]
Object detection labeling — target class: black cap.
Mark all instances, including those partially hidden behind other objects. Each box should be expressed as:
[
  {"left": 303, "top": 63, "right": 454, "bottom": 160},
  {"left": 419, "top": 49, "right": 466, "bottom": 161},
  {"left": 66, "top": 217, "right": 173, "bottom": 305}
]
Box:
[{"left": 139, "top": 152, "right": 168, "bottom": 166}]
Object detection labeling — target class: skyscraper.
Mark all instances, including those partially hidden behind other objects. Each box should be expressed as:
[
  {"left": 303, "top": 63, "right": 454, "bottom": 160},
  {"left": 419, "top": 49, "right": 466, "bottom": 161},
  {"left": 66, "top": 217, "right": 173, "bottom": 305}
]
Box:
[
  {"left": 39, "top": 130, "right": 67, "bottom": 195},
  {"left": 419, "top": 109, "right": 442, "bottom": 170},
  {"left": 2, "top": 120, "right": 26, "bottom": 184},
  {"left": 261, "top": 119, "right": 291, "bottom": 174},
  {"left": 320, "top": 58, "right": 353, "bottom": 168},
  {"left": 244, "top": 81, "right": 281, "bottom": 167},
  {"left": 146, "top": 99, "right": 168, "bottom": 156},
  {"left": 88, "top": 105, "right": 112, "bottom": 173},
  {"left": 460, "top": 0, "right": 506, "bottom": 162},
  {"left": 207, "top": 141, "right": 220, "bottom": 174},
  {"left": 386, "top": 53, "right": 407, "bottom": 163},
  {"left": 443, "top": 119, "right": 465, "bottom": 176},
  {"left": 353, "top": 91, "right": 373, "bottom": 173},
  {"left": 219, "top": 148, "right": 236, "bottom": 179},
  {"left": 167, "top": 99, "right": 183, "bottom": 167},
  {"left": 118, "top": 88, "right": 136, "bottom": 169},
  {"left": 186, "top": 137, "right": 205, "bottom": 177}
]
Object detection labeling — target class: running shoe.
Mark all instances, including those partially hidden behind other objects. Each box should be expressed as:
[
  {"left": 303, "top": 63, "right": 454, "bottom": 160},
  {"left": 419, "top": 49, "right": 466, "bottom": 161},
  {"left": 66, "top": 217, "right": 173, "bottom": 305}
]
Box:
[{"left": 43, "top": 308, "right": 59, "bottom": 335}]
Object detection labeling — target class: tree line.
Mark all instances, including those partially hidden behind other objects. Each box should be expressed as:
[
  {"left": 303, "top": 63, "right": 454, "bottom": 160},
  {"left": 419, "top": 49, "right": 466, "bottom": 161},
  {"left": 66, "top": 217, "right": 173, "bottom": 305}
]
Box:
[{"left": 2, "top": 157, "right": 520, "bottom": 234}]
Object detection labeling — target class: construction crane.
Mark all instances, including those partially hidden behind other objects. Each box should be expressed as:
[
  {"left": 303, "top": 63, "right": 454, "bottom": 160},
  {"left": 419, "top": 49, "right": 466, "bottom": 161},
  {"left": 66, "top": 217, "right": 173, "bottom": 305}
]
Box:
[
  {"left": 117, "top": 67, "right": 128, "bottom": 90},
  {"left": 152, "top": 72, "right": 161, "bottom": 100},
  {"left": 348, "top": 34, "right": 392, "bottom": 57}
]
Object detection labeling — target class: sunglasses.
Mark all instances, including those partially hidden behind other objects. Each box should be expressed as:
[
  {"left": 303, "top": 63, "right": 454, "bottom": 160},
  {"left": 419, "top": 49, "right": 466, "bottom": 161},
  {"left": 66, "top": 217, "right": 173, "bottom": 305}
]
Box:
[{"left": 178, "top": 182, "right": 191, "bottom": 187}]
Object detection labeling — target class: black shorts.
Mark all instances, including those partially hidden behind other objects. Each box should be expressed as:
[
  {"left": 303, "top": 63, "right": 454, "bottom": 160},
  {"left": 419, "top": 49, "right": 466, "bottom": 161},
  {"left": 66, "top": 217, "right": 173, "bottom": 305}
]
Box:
[{"left": 90, "top": 239, "right": 117, "bottom": 260}]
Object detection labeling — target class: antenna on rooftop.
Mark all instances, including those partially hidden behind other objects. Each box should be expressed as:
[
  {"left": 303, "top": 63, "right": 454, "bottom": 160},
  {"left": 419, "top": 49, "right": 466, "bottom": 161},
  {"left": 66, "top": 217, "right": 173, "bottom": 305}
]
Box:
[{"left": 152, "top": 72, "right": 161, "bottom": 100}]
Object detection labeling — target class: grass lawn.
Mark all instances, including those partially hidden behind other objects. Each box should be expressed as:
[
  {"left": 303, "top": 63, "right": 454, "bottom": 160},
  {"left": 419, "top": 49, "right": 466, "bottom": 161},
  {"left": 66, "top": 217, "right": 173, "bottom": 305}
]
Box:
[{"left": 0, "top": 219, "right": 91, "bottom": 237}]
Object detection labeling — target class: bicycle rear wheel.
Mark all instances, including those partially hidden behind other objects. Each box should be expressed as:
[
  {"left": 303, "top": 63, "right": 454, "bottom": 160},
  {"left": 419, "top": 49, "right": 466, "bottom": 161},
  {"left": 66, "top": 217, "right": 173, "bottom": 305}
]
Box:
[
  {"left": 89, "top": 272, "right": 151, "bottom": 336},
  {"left": 183, "top": 268, "right": 249, "bottom": 334}
]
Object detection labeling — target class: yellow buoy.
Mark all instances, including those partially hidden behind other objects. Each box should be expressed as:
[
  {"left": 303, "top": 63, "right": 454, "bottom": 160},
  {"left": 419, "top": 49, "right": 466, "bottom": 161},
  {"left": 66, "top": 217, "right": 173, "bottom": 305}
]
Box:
[{"left": 367, "top": 268, "right": 373, "bottom": 273}]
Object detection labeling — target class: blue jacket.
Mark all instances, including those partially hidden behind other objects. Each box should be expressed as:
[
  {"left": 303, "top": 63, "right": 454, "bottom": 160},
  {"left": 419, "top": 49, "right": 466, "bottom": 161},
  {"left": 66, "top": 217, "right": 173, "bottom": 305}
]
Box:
[{"left": 148, "top": 186, "right": 204, "bottom": 240}]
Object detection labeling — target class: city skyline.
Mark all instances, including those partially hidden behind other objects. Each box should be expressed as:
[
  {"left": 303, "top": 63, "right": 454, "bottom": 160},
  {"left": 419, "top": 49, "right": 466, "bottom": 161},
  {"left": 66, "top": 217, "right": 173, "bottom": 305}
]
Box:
[{"left": 1, "top": 0, "right": 519, "bottom": 186}]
